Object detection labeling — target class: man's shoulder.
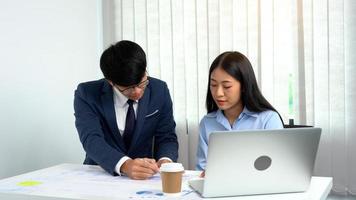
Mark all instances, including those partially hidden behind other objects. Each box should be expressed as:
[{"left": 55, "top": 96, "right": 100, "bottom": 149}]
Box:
[
  {"left": 77, "top": 79, "right": 106, "bottom": 89},
  {"left": 147, "top": 77, "right": 169, "bottom": 96},
  {"left": 75, "top": 79, "right": 109, "bottom": 100},
  {"left": 148, "top": 77, "right": 167, "bottom": 88},
  {"left": 76, "top": 79, "right": 108, "bottom": 92},
  {"left": 145, "top": 77, "right": 172, "bottom": 104}
]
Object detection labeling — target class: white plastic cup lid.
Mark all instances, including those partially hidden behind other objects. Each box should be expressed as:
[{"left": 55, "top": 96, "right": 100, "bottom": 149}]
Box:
[{"left": 160, "top": 163, "right": 184, "bottom": 172}]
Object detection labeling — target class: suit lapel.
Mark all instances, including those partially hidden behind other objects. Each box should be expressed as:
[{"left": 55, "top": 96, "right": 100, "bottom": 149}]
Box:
[
  {"left": 128, "top": 87, "right": 150, "bottom": 153},
  {"left": 101, "top": 82, "right": 127, "bottom": 151}
]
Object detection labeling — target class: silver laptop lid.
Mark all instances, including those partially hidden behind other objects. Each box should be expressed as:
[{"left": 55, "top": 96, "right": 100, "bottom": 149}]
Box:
[{"left": 202, "top": 128, "right": 321, "bottom": 197}]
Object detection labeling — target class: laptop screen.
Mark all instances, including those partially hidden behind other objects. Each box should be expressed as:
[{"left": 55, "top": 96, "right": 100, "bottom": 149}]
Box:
[{"left": 191, "top": 128, "right": 321, "bottom": 197}]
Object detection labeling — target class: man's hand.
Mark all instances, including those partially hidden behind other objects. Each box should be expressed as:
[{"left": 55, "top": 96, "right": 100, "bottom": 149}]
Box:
[
  {"left": 121, "top": 158, "right": 159, "bottom": 180},
  {"left": 156, "top": 158, "right": 172, "bottom": 168}
]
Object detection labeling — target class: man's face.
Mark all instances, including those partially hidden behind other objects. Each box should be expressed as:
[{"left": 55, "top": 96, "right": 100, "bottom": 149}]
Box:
[{"left": 113, "top": 74, "right": 149, "bottom": 101}]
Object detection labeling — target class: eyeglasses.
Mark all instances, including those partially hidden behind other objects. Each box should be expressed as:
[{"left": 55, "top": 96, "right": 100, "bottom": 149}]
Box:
[{"left": 115, "top": 79, "right": 149, "bottom": 95}]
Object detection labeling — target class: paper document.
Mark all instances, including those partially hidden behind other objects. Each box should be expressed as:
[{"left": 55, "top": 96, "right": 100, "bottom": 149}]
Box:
[{"left": 0, "top": 164, "right": 201, "bottom": 200}]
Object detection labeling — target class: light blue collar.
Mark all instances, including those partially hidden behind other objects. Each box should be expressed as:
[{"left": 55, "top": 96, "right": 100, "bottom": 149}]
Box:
[{"left": 213, "top": 107, "right": 259, "bottom": 130}]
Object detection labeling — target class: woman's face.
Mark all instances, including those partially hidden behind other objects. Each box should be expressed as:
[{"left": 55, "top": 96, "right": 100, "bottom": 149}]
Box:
[{"left": 210, "top": 67, "right": 243, "bottom": 112}]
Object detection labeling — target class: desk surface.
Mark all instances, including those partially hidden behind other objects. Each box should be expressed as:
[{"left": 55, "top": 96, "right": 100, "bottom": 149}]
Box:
[{"left": 0, "top": 164, "right": 332, "bottom": 200}]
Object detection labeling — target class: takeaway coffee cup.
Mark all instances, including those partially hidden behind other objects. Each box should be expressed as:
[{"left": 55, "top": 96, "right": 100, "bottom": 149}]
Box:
[{"left": 160, "top": 163, "right": 184, "bottom": 196}]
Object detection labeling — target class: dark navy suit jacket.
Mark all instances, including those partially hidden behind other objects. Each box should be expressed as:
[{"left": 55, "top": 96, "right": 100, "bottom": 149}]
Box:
[{"left": 74, "top": 77, "right": 178, "bottom": 175}]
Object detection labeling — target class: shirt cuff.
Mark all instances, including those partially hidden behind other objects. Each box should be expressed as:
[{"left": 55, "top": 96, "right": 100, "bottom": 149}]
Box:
[
  {"left": 115, "top": 156, "right": 131, "bottom": 176},
  {"left": 159, "top": 157, "right": 172, "bottom": 162}
]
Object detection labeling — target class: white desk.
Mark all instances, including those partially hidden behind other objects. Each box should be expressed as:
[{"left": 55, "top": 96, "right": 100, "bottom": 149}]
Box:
[{"left": 0, "top": 164, "right": 332, "bottom": 200}]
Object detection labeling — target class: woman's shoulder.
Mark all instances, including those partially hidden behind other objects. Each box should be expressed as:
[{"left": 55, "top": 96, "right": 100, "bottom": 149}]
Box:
[
  {"left": 254, "top": 109, "right": 280, "bottom": 121},
  {"left": 259, "top": 109, "right": 279, "bottom": 117},
  {"left": 204, "top": 110, "right": 220, "bottom": 118},
  {"left": 243, "top": 108, "right": 278, "bottom": 118},
  {"left": 200, "top": 111, "right": 218, "bottom": 123},
  {"left": 257, "top": 110, "right": 283, "bottom": 128},
  {"left": 244, "top": 108, "right": 281, "bottom": 123}
]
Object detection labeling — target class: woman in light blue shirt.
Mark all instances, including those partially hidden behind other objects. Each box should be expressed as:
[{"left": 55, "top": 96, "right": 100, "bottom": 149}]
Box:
[{"left": 196, "top": 51, "right": 284, "bottom": 171}]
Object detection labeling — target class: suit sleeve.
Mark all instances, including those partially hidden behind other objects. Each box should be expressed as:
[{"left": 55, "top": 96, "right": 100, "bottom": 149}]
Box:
[
  {"left": 153, "top": 83, "right": 179, "bottom": 161},
  {"left": 74, "top": 85, "right": 125, "bottom": 175}
]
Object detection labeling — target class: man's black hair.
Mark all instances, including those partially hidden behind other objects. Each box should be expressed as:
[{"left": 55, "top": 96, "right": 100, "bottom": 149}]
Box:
[{"left": 100, "top": 40, "right": 147, "bottom": 86}]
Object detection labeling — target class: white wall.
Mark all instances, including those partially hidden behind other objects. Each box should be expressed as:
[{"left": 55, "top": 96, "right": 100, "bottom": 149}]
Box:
[{"left": 0, "top": 0, "right": 102, "bottom": 178}]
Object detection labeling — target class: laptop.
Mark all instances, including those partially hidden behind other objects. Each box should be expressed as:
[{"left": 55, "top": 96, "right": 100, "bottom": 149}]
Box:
[{"left": 189, "top": 128, "right": 321, "bottom": 198}]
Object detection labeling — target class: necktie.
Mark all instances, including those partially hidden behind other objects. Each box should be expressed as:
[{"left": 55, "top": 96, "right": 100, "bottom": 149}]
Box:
[{"left": 123, "top": 99, "right": 135, "bottom": 149}]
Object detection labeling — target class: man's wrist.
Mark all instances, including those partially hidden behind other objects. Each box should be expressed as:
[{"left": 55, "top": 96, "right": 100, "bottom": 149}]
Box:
[{"left": 115, "top": 156, "right": 131, "bottom": 176}]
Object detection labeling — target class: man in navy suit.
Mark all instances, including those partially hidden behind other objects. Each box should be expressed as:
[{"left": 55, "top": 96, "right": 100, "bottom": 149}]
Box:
[{"left": 74, "top": 40, "right": 178, "bottom": 179}]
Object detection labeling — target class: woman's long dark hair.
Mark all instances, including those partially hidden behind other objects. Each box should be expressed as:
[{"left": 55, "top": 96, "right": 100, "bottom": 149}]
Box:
[{"left": 206, "top": 51, "right": 282, "bottom": 122}]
